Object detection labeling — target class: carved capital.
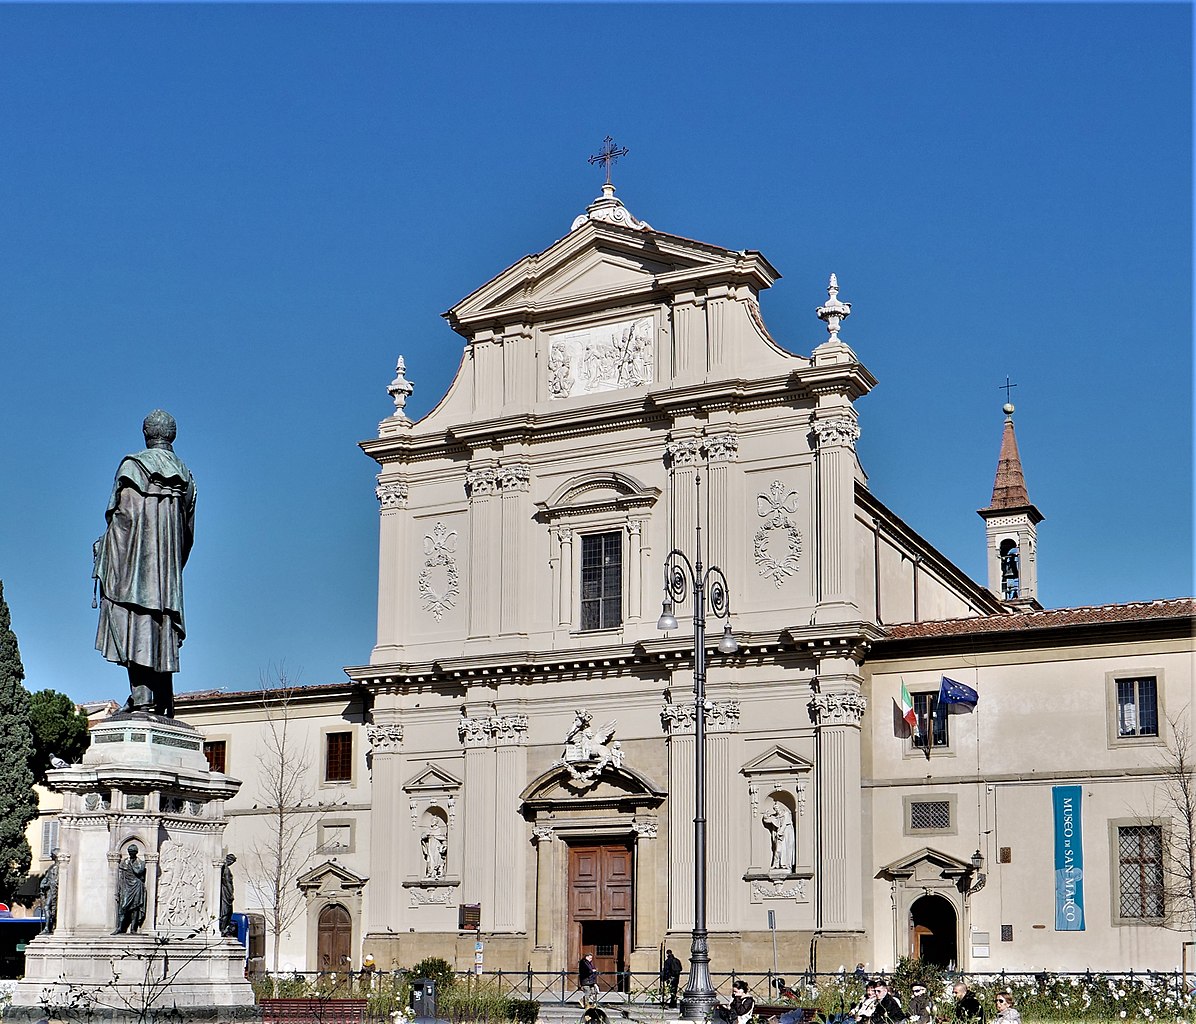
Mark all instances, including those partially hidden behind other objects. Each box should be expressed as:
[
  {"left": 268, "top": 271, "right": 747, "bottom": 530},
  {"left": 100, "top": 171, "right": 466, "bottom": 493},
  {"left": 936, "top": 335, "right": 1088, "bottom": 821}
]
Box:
[
  {"left": 631, "top": 819, "right": 658, "bottom": 839},
  {"left": 465, "top": 465, "right": 499, "bottom": 498},
  {"left": 660, "top": 700, "right": 740, "bottom": 734},
  {"left": 458, "top": 715, "right": 491, "bottom": 747},
  {"left": 705, "top": 432, "right": 739, "bottom": 463},
  {"left": 375, "top": 479, "right": 409, "bottom": 510},
  {"left": 532, "top": 824, "right": 555, "bottom": 844},
  {"left": 808, "top": 691, "right": 868, "bottom": 726},
  {"left": 499, "top": 463, "right": 531, "bottom": 492},
  {"left": 814, "top": 416, "right": 861, "bottom": 449},
  {"left": 367, "top": 723, "right": 405, "bottom": 754},
  {"left": 492, "top": 714, "right": 529, "bottom": 745},
  {"left": 665, "top": 438, "right": 703, "bottom": 468}
]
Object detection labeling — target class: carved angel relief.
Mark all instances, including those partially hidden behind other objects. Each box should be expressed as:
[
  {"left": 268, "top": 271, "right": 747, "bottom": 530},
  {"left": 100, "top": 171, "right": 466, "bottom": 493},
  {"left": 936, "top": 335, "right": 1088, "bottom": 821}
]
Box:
[
  {"left": 548, "top": 317, "right": 654, "bottom": 399},
  {"left": 418, "top": 522, "right": 460, "bottom": 621},
  {"left": 754, "top": 482, "right": 802, "bottom": 587}
]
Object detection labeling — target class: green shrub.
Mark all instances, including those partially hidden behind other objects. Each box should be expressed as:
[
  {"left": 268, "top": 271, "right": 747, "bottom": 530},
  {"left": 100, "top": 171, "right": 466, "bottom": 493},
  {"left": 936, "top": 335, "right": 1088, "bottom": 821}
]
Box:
[
  {"left": 409, "top": 956, "right": 458, "bottom": 993},
  {"left": 508, "top": 998, "right": 540, "bottom": 1023}
]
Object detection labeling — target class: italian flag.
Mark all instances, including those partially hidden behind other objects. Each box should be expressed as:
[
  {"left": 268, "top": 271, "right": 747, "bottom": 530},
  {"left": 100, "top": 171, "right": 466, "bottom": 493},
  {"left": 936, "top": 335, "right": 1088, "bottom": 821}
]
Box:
[{"left": 900, "top": 682, "right": 918, "bottom": 731}]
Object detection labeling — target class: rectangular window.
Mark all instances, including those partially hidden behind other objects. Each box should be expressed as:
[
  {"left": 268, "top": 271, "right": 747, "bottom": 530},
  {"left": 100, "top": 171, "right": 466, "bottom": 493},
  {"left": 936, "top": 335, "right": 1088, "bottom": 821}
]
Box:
[
  {"left": 1115, "top": 677, "right": 1159, "bottom": 738},
  {"left": 911, "top": 692, "right": 949, "bottom": 748},
  {"left": 580, "top": 532, "right": 622, "bottom": 631},
  {"left": 325, "top": 732, "right": 353, "bottom": 783},
  {"left": 41, "top": 817, "right": 58, "bottom": 858},
  {"left": 1118, "top": 824, "right": 1164, "bottom": 919},
  {"left": 203, "top": 740, "right": 227, "bottom": 773},
  {"left": 909, "top": 800, "right": 952, "bottom": 831}
]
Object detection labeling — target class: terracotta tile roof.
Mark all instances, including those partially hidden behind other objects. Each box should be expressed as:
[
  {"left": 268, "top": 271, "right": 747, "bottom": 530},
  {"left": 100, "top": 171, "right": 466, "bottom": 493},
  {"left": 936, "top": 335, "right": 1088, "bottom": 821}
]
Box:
[{"left": 883, "top": 597, "right": 1196, "bottom": 639}]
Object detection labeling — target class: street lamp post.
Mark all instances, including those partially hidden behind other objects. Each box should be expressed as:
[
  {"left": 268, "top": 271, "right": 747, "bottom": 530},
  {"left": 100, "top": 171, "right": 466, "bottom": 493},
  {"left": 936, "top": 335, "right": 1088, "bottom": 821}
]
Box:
[{"left": 658, "top": 465, "right": 737, "bottom": 1021}]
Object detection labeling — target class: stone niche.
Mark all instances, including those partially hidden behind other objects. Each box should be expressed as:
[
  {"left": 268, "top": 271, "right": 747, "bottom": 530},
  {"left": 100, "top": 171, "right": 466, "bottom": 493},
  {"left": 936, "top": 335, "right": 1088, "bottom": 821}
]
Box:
[
  {"left": 9, "top": 714, "right": 255, "bottom": 1022},
  {"left": 741, "top": 745, "right": 814, "bottom": 904}
]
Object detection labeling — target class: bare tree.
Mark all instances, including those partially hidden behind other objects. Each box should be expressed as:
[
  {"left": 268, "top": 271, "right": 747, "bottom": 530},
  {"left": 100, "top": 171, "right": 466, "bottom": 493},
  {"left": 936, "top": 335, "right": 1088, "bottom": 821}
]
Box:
[
  {"left": 244, "top": 667, "right": 323, "bottom": 994},
  {"left": 1156, "top": 707, "right": 1196, "bottom": 933}
]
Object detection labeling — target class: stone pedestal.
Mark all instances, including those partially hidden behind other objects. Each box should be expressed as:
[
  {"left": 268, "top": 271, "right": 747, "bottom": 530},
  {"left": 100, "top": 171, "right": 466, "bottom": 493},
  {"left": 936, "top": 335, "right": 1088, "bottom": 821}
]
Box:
[{"left": 9, "top": 713, "right": 256, "bottom": 1021}]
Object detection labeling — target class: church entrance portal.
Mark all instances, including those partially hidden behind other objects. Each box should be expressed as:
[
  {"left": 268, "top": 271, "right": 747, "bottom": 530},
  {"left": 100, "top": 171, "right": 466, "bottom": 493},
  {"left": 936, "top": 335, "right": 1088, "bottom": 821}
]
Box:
[
  {"left": 910, "top": 894, "right": 957, "bottom": 968},
  {"left": 569, "top": 844, "right": 632, "bottom": 992}
]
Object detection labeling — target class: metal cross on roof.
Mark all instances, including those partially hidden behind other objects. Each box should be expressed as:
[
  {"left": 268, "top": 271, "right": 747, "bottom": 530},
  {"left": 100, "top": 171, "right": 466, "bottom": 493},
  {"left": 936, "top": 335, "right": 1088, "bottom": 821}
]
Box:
[
  {"left": 1000, "top": 376, "right": 1018, "bottom": 403},
  {"left": 588, "top": 136, "right": 629, "bottom": 186}
]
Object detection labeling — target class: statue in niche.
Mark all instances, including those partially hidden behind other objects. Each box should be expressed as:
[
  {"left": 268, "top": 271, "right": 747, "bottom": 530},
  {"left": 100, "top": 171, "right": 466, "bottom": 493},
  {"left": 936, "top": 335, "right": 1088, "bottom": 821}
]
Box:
[
  {"left": 422, "top": 826, "right": 447, "bottom": 879},
  {"left": 762, "top": 798, "right": 796, "bottom": 872},
  {"left": 39, "top": 850, "right": 61, "bottom": 934},
  {"left": 113, "top": 845, "right": 147, "bottom": 934}
]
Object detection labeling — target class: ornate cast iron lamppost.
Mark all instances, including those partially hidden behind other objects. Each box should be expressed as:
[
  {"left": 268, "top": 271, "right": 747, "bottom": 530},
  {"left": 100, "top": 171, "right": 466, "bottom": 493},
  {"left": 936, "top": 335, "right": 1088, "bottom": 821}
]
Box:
[{"left": 657, "top": 461, "right": 737, "bottom": 1021}]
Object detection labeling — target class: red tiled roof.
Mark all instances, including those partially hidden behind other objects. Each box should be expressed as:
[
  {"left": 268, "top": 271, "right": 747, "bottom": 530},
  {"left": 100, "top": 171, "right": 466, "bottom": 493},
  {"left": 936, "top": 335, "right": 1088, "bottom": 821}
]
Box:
[{"left": 883, "top": 597, "right": 1196, "bottom": 639}]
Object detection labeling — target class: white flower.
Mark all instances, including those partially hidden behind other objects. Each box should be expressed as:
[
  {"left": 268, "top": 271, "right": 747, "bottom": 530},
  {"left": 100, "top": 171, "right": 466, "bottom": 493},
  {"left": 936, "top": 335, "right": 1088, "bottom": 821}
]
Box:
[{"left": 1120, "top": 1011, "right": 1127, "bottom": 1018}]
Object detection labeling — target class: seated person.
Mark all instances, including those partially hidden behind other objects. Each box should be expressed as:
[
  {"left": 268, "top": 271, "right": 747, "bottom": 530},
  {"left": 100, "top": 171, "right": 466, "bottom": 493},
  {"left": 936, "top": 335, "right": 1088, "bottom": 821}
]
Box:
[{"left": 716, "top": 981, "right": 756, "bottom": 1024}]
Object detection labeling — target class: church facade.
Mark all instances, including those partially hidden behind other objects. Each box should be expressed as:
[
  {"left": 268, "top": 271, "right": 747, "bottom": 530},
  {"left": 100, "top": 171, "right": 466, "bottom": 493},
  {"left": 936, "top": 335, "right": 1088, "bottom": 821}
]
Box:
[{"left": 171, "top": 184, "right": 1194, "bottom": 978}]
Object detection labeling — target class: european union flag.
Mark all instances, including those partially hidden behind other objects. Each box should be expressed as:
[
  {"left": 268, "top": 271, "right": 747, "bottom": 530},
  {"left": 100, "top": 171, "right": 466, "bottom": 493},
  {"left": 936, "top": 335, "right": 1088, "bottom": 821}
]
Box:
[{"left": 938, "top": 676, "right": 979, "bottom": 707}]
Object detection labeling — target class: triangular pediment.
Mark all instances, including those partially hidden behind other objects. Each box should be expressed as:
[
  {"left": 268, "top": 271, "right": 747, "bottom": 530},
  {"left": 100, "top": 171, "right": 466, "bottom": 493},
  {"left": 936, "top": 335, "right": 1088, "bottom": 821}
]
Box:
[
  {"left": 296, "top": 859, "right": 369, "bottom": 893},
  {"left": 741, "top": 745, "right": 813, "bottom": 776},
  {"left": 878, "top": 847, "right": 972, "bottom": 881},
  {"left": 403, "top": 763, "right": 463, "bottom": 792},
  {"left": 446, "top": 223, "right": 743, "bottom": 334}
]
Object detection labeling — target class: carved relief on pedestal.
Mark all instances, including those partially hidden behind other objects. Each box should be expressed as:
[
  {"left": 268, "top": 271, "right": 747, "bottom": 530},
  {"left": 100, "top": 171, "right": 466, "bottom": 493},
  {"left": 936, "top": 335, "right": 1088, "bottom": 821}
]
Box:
[
  {"left": 408, "top": 884, "right": 456, "bottom": 907},
  {"left": 158, "top": 839, "right": 207, "bottom": 930},
  {"left": 418, "top": 521, "right": 460, "bottom": 622},
  {"left": 547, "top": 316, "right": 654, "bottom": 399},
  {"left": 808, "top": 691, "right": 868, "bottom": 725},
  {"left": 367, "top": 723, "right": 405, "bottom": 755},
  {"left": 750, "top": 878, "right": 807, "bottom": 902},
  {"left": 754, "top": 481, "right": 802, "bottom": 588}
]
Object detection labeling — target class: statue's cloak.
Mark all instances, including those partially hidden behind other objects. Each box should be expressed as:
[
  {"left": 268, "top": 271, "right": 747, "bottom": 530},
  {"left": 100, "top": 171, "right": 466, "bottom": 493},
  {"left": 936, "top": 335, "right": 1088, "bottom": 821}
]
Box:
[{"left": 94, "top": 448, "right": 196, "bottom": 673}]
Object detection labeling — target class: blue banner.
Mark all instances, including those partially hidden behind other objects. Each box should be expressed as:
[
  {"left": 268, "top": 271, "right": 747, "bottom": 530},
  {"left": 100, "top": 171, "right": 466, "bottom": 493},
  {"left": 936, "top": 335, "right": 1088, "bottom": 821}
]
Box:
[{"left": 1053, "top": 785, "right": 1085, "bottom": 930}]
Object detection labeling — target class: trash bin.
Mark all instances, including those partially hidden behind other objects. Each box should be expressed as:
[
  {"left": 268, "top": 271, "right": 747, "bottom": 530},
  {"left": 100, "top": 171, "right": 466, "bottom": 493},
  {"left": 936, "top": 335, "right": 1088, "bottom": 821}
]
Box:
[{"left": 411, "top": 977, "right": 437, "bottom": 1018}]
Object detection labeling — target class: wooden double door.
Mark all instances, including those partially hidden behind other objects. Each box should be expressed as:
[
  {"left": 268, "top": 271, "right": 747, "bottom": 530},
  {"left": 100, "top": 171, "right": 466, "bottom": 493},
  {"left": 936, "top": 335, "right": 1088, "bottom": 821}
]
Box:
[{"left": 569, "top": 843, "right": 632, "bottom": 991}]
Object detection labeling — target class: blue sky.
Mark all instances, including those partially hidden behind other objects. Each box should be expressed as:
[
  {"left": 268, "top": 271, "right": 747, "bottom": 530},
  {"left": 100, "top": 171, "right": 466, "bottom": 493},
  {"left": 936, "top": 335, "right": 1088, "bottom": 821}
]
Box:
[{"left": 0, "top": 3, "right": 1190, "bottom": 704}]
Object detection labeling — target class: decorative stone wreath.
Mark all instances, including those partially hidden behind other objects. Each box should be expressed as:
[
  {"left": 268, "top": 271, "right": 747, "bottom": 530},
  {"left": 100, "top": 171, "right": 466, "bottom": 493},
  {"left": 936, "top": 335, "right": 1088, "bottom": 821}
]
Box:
[{"left": 754, "top": 481, "right": 802, "bottom": 587}]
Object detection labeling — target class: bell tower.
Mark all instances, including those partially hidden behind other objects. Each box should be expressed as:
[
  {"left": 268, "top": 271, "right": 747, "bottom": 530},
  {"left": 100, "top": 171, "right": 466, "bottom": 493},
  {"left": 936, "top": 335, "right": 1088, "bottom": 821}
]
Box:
[{"left": 977, "top": 399, "right": 1044, "bottom": 607}]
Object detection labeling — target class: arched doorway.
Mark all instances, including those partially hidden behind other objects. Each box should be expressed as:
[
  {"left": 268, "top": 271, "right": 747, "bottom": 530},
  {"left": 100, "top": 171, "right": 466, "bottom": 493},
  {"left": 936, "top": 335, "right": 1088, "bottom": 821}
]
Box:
[
  {"left": 910, "top": 894, "right": 957, "bottom": 968},
  {"left": 317, "top": 903, "right": 352, "bottom": 971}
]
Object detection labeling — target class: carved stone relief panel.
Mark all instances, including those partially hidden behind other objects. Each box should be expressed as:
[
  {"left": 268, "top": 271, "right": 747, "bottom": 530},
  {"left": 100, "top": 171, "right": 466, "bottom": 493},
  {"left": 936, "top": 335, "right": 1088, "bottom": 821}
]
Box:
[
  {"left": 754, "top": 481, "right": 802, "bottom": 588},
  {"left": 547, "top": 316, "right": 654, "bottom": 399},
  {"left": 418, "top": 521, "right": 460, "bottom": 622},
  {"left": 158, "top": 839, "right": 207, "bottom": 930}
]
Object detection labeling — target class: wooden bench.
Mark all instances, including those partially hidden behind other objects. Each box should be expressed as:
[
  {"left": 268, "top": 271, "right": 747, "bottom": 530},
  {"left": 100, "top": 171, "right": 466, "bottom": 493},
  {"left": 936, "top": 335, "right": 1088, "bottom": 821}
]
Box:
[{"left": 260, "top": 997, "right": 369, "bottom": 1023}]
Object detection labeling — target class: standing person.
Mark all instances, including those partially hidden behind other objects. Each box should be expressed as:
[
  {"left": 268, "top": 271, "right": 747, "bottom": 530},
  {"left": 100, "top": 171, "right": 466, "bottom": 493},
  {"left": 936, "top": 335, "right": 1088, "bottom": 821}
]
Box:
[
  {"left": 952, "top": 981, "right": 983, "bottom": 1021},
  {"left": 715, "top": 980, "right": 755, "bottom": 1024},
  {"left": 578, "top": 952, "right": 600, "bottom": 1007},
  {"left": 660, "top": 948, "right": 682, "bottom": 1009},
  {"left": 869, "top": 980, "right": 904, "bottom": 1023},
  {"left": 994, "top": 991, "right": 1021, "bottom": 1023},
  {"left": 93, "top": 409, "right": 196, "bottom": 718}
]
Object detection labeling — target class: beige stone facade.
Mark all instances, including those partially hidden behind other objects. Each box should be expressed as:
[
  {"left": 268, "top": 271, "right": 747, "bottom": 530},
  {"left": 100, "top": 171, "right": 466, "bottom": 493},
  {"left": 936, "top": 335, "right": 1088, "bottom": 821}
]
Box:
[{"left": 171, "top": 187, "right": 1194, "bottom": 977}]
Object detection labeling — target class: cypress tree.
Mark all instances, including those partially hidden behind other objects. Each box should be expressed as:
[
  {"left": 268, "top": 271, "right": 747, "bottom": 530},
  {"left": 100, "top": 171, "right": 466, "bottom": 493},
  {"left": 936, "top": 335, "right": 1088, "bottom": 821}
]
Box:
[{"left": 0, "top": 581, "right": 38, "bottom": 898}]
